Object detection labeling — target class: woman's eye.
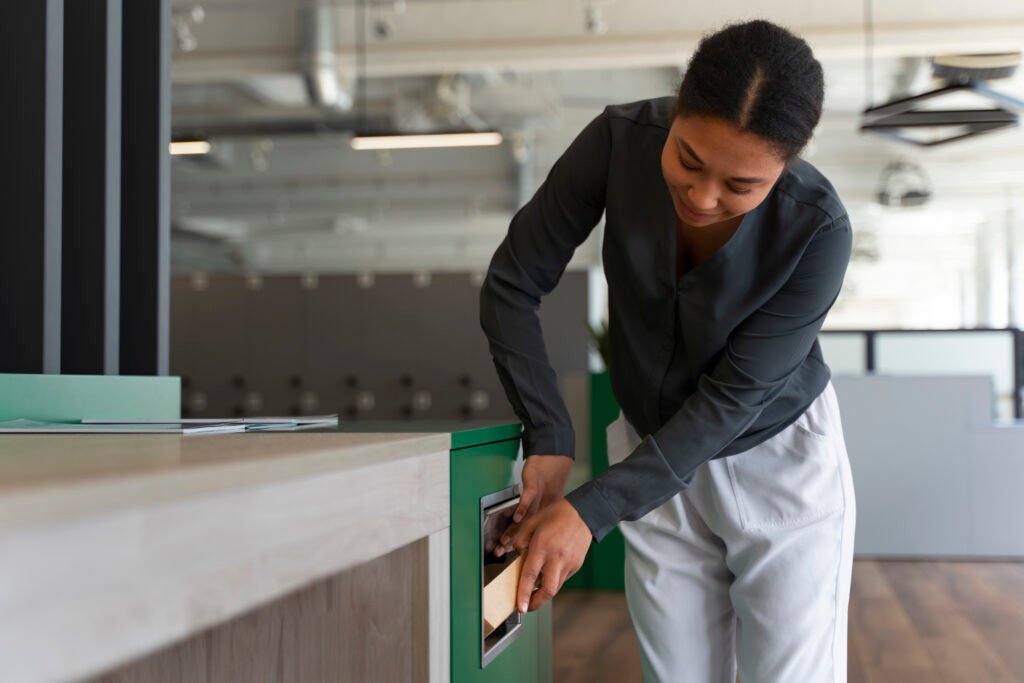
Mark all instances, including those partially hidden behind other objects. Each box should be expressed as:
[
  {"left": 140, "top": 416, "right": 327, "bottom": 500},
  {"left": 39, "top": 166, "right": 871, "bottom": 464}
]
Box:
[{"left": 677, "top": 154, "right": 751, "bottom": 195}]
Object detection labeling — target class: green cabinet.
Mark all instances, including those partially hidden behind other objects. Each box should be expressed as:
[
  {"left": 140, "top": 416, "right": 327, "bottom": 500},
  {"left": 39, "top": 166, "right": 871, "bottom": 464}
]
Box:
[{"left": 450, "top": 424, "right": 552, "bottom": 683}]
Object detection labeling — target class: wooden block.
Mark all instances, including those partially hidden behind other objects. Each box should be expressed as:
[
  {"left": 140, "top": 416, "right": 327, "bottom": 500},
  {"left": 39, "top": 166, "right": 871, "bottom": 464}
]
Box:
[{"left": 483, "top": 555, "right": 524, "bottom": 637}]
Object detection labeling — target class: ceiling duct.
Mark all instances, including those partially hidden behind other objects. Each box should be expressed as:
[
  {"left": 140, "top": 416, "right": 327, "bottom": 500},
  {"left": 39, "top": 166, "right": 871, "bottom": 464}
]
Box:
[
  {"left": 860, "top": 52, "right": 1023, "bottom": 147},
  {"left": 298, "top": 1, "right": 353, "bottom": 112}
]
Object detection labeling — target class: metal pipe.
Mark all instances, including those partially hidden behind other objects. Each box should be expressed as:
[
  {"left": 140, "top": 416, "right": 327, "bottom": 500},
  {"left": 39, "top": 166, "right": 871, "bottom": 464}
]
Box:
[{"left": 298, "top": 1, "right": 352, "bottom": 111}]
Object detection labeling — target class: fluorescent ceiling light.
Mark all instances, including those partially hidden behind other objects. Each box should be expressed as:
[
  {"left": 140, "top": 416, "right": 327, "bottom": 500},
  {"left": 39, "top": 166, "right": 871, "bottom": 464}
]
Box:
[
  {"left": 350, "top": 132, "right": 503, "bottom": 151},
  {"left": 170, "top": 140, "right": 211, "bottom": 156}
]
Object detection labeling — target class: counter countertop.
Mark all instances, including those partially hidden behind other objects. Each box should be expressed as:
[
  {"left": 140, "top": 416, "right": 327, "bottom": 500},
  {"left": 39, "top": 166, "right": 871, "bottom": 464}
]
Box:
[
  {"left": 0, "top": 430, "right": 453, "bottom": 683},
  {"left": 0, "top": 430, "right": 451, "bottom": 530}
]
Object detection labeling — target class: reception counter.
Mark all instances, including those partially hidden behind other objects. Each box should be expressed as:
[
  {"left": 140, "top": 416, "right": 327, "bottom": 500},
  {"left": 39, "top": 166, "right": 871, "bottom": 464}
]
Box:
[
  {"left": 0, "top": 430, "right": 455, "bottom": 682},
  {"left": 0, "top": 421, "right": 552, "bottom": 683}
]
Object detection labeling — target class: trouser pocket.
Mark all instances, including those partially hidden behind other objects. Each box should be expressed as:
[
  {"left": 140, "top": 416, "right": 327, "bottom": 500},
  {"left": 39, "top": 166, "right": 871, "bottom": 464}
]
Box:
[{"left": 725, "top": 395, "right": 845, "bottom": 532}]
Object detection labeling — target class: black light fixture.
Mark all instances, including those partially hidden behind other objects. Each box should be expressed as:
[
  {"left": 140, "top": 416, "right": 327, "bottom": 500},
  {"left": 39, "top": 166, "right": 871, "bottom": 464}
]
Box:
[{"left": 860, "top": 54, "right": 1024, "bottom": 147}]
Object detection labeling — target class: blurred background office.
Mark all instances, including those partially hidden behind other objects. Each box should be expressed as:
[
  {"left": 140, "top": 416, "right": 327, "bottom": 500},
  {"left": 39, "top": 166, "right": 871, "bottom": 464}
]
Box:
[
  {"left": 163, "top": 1, "right": 1023, "bottom": 421},
  {"left": 164, "top": 4, "right": 1024, "bottom": 680},
  {"left": 6, "top": 0, "right": 1024, "bottom": 681}
]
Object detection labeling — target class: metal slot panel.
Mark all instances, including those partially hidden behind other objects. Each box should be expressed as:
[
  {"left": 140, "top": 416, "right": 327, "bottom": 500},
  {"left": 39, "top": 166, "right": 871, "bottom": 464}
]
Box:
[{"left": 480, "top": 485, "right": 523, "bottom": 668}]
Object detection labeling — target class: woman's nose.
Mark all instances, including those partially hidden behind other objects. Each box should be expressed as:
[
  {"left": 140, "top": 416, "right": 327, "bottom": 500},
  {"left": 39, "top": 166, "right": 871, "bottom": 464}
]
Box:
[{"left": 687, "top": 183, "right": 718, "bottom": 211}]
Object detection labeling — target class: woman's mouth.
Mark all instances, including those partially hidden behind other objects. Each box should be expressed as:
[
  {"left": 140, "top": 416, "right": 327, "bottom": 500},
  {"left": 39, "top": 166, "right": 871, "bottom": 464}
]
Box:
[{"left": 676, "top": 196, "right": 721, "bottom": 223}]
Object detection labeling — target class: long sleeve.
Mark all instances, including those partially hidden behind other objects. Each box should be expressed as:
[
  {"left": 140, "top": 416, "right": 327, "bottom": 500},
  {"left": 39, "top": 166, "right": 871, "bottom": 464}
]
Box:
[
  {"left": 566, "top": 215, "right": 853, "bottom": 541},
  {"left": 479, "top": 111, "right": 611, "bottom": 458}
]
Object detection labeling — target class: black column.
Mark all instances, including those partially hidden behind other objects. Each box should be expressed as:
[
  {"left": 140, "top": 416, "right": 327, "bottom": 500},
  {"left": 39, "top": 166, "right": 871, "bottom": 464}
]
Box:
[
  {"left": 1014, "top": 328, "right": 1023, "bottom": 419},
  {"left": 62, "top": 0, "right": 122, "bottom": 375},
  {"left": 120, "top": 0, "right": 171, "bottom": 375},
  {"left": 1, "top": 0, "right": 64, "bottom": 373}
]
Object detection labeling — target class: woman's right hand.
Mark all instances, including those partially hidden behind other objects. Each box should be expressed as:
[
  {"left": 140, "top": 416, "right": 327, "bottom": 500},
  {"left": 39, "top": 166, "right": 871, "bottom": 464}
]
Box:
[{"left": 493, "top": 454, "right": 573, "bottom": 557}]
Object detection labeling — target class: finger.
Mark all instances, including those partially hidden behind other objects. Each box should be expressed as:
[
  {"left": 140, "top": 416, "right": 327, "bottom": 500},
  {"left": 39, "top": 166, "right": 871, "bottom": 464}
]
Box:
[
  {"left": 513, "top": 484, "right": 539, "bottom": 524},
  {"left": 509, "top": 514, "right": 541, "bottom": 556},
  {"left": 492, "top": 515, "right": 522, "bottom": 558},
  {"left": 499, "top": 489, "right": 540, "bottom": 552},
  {"left": 498, "top": 520, "right": 521, "bottom": 552},
  {"left": 501, "top": 512, "right": 538, "bottom": 552},
  {"left": 517, "top": 550, "right": 545, "bottom": 613},
  {"left": 529, "top": 558, "right": 563, "bottom": 612}
]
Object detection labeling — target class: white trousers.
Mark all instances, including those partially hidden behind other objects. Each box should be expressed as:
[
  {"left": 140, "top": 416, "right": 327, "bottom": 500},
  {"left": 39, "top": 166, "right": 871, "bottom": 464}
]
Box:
[{"left": 610, "top": 383, "right": 856, "bottom": 683}]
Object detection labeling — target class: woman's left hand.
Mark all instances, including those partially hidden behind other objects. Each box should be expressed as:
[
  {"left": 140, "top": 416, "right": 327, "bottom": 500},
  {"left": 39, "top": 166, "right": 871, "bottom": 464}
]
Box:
[{"left": 500, "top": 499, "right": 592, "bottom": 614}]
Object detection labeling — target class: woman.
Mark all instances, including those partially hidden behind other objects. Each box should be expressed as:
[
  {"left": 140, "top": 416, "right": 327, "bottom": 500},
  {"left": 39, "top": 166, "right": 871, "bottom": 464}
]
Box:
[{"left": 480, "top": 19, "right": 855, "bottom": 683}]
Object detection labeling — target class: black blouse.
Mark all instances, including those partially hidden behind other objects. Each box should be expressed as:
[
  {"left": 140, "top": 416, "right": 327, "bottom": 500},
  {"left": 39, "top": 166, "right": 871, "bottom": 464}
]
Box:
[{"left": 480, "top": 96, "right": 852, "bottom": 541}]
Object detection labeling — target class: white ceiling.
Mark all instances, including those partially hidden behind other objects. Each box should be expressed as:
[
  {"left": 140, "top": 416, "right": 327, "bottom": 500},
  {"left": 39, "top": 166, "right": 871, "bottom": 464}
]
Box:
[
  {"left": 172, "top": 0, "right": 1024, "bottom": 78},
  {"left": 169, "top": 0, "right": 1024, "bottom": 281}
]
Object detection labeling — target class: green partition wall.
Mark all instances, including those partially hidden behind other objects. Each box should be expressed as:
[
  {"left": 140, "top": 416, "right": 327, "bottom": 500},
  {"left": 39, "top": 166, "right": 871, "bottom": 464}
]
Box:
[{"left": 565, "top": 371, "right": 625, "bottom": 591}]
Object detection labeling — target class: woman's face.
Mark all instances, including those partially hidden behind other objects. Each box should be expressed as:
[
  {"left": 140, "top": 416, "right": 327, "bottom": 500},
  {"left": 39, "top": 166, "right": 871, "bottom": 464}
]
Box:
[{"left": 661, "top": 115, "right": 787, "bottom": 229}]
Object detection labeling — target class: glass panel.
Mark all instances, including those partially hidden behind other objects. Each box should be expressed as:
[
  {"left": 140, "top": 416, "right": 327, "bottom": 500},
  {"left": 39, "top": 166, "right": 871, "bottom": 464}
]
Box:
[
  {"left": 819, "top": 333, "right": 868, "bottom": 375},
  {"left": 875, "top": 331, "right": 1017, "bottom": 419}
]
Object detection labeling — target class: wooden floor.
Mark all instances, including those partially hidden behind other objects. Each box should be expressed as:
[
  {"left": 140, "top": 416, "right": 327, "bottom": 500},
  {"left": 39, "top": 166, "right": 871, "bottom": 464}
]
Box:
[{"left": 553, "top": 560, "right": 1024, "bottom": 683}]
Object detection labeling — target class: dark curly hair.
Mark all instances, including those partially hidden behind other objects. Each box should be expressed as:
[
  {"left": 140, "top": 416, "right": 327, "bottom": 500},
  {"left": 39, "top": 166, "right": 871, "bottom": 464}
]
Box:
[{"left": 674, "top": 20, "right": 825, "bottom": 161}]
